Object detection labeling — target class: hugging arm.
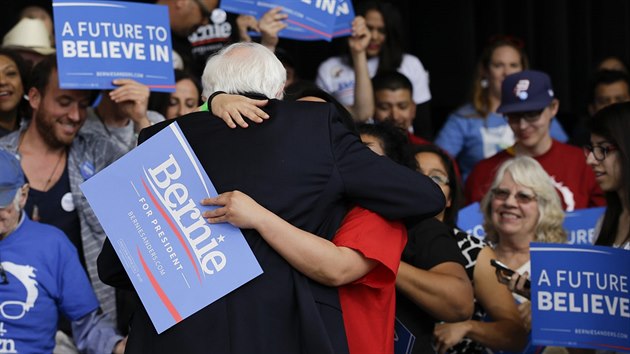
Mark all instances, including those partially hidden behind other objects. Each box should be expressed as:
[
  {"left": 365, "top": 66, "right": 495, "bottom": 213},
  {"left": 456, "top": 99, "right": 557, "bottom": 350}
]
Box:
[{"left": 202, "top": 191, "right": 376, "bottom": 286}]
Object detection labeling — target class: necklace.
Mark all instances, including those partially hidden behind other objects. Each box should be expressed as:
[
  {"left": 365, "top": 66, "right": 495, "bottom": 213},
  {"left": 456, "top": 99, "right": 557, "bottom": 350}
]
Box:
[
  {"left": 42, "top": 152, "right": 64, "bottom": 192},
  {"left": 17, "top": 131, "right": 67, "bottom": 192}
]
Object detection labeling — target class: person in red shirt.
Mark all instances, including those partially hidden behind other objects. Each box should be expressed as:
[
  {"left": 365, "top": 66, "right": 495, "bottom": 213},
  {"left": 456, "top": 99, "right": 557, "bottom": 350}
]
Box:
[
  {"left": 465, "top": 70, "right": 605, "bottom": 211},
  {"left": 372, "top": 71, "right": 432, "bottom": 145}
]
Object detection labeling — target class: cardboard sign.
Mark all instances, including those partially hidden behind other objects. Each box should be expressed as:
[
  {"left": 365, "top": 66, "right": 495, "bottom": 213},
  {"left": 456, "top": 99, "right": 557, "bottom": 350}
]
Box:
[
  {"left": 53, "top": 0, "right": 175, "bottom": 92},
  {"left": 530, "top": 243, "right": 630, "bottom": 351},
  {"left": 220, "top": 0, "right": 354, "bottom": 41},
  {"left": 394, "top": 317, "right": 416, "bottom": 354},
  {"left": 81, "top": 122, "right": 263, "bottom": 333}
]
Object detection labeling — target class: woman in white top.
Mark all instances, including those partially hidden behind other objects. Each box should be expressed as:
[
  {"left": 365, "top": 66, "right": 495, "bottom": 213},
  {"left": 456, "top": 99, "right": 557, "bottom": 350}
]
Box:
[{"left": 316, "top": 1, "right": 431, "bottom": 131}]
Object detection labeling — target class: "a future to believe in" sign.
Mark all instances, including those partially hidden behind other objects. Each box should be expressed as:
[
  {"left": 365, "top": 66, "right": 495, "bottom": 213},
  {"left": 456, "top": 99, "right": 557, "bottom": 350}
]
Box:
[
  {"left": 530, "top": 243, "right": 629, "bottom": 352},
  {"left": 53, "top": 0, "right": 175, "bottom": 92}
]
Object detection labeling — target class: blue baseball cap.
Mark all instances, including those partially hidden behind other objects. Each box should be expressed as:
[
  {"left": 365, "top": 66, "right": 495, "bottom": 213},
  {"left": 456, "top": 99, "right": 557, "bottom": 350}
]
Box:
[
  {"left": 0, "top": 149, "right": 25, "bottom": 208},
  {"left": 497, "top": 70, "right": 555, "bottom": 114}
]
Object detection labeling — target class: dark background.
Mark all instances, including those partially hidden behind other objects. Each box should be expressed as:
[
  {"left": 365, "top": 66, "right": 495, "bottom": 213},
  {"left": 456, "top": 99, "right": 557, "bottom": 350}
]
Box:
[{"left": 4, "top": 0, "right": 630, "bottom": 136}]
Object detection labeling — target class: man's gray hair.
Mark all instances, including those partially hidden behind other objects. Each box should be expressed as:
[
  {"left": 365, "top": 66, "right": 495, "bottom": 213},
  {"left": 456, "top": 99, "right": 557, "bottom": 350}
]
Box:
[
  {"left": 201, "top": 42, "right": 286, "bottom": 99},
  {"left": 11, "top": 188, "right": 22, "bottom": 212}
]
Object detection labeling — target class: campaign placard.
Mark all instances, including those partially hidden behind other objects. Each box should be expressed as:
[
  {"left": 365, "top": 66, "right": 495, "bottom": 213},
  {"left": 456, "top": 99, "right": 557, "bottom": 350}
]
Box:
[
  {"left": 563, "top": 207, "right": 605, "bottom": 245},
  {"left": 394, "top": 317, "right": 416, "bottom": 354},
  {"left": 220, "top": 0, "right": 354, "bottom": 41},
  {"left": 530, "top": 243, "right": 630, "bottom": 351},
  {"left": 80, "top": 122, "right": 263, "bottom": 333},
  {"left": 53, "top": 0, "right": 175, "bottom": 92},
  {"left": 457, "top": 203, "right": 605, "bottom": 245}
]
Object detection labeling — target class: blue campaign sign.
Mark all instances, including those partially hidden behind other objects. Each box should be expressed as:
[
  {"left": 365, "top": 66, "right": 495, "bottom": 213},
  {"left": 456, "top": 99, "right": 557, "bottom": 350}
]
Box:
[
  {"left": 80, "top": 122, "right": 263, "bottom": 333},
  {"left": 564, "top": 206, "right": 605, "bottom": 245},
  {"left": 456, "top": 202, "right": 486, "bottom": 240},
  {"left": 530, "top": 243, "right": 630, "bottom": 351},
  {"left": 457, "top": 204, "right": 605, "bottom": 245},
  {"left": 221, "top": 0, "right": 354, "bottom": 41},
  {"left": 394, "top": 317, "right": 416, "bottom": 354},
  {"left": 53, "top": 0, "right": 175, "bottom": 92}
]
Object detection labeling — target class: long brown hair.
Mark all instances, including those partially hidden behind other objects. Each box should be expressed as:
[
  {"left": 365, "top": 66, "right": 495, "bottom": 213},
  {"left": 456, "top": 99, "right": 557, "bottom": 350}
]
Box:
[
  {"left": 589, "top": 102, "right": 630, "bottom": 246},
  {"left": 470, "top": 36, "right": 529, "bottom": 118}
]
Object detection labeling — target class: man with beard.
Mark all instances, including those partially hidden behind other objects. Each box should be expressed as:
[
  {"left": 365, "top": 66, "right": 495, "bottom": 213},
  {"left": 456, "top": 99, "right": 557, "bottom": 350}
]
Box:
[{"left": 0, "top": 54, "right": 125, "bottom": 352}]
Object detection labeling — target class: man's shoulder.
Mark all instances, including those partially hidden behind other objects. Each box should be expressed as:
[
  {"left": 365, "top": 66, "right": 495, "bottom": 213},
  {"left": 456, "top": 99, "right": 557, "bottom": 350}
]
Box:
[
  {"left": 466, "top": 151, "right": 508, "bottom": 192},
  {"left": 472, "top": 150, "right": 509, "bottom": 173},
  {"left": 72, "top": 131, "right": 125, "bottom": 163},
  {"left": 75, "top": 130, "right": 119, "bottom": 149},
  {"left": 550, "top": 140, "right": 582, "bottom": 155},
  {"left": 0, "top": 130, "right": 20, "bottom": 149},
  {"left": 16, "top": 217, "right": 72, "bottom": 249}
]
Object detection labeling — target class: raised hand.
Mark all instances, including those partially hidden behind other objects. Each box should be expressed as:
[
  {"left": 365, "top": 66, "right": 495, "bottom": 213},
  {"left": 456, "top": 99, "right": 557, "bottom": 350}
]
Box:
[
  {"left": 348, "top": 16, "right": 370, "bottom": 56},
  {"left": 260, "top": 7, "right": 288, "bottom": 51},
  {"left": 109, "top": 79, "right": 151, "bottom": 131}
]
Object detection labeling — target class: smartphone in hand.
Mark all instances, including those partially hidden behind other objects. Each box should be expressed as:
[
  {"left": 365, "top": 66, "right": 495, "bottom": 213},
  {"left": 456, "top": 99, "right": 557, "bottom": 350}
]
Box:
[{"left": 490, "top": 259, "right": 531, "bottom": 290}]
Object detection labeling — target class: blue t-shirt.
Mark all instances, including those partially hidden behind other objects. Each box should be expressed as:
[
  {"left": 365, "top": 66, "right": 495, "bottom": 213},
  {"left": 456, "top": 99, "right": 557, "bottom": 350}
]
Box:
[
  {"left": 435, "top": 104, "right": 568, "bottom": 181},
  {"left": 0, "top": 214, "right": 99, "bottom": 353}
]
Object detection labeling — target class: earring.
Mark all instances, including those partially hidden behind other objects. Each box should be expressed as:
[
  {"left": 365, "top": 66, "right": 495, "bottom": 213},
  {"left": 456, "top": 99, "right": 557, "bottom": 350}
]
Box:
[{"left": 480, "top": 79, "right": 488, "bottom": 88}]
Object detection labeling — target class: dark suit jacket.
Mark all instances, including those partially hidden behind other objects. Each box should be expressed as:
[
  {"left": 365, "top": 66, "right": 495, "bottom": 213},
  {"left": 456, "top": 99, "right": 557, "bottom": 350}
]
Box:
[{"left": 98, "top": 99, "right": 445, "bottom": 354}]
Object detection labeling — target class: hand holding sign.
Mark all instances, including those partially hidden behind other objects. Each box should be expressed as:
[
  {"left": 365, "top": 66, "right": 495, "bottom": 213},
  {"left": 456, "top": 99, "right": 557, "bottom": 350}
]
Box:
[
  {"left": 108, "top": 79, "right": 152, "bottom": 131},
  {"left": 259, "top": 7, "right": 288, "bottom": 51},
  {"left": 53, "top": 0, "right": 175, "bottom": 92},
  {"left": 221, "top": 0, "right": 354, "bottom": 41}
]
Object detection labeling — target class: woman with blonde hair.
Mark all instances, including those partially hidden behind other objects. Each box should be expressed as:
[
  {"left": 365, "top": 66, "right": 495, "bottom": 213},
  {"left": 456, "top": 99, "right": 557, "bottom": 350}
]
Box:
[{"left": 478, "top": 156, "right": 566, "bottom": 353}]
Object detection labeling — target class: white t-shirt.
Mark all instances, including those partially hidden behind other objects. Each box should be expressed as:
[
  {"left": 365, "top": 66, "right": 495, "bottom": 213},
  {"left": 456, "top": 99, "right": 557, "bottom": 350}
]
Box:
[{"left": 316, "top": 53, "right": 431, "bottom": 106}]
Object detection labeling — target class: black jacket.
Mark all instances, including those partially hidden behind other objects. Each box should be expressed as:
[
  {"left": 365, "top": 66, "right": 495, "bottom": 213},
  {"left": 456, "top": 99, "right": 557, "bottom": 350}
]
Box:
[{"left": 98, "top": 99, "right": 445, "bottom": 354}]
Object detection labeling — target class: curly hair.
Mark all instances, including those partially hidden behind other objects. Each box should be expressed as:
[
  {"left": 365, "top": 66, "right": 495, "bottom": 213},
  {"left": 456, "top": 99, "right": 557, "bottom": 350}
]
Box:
[{"left": 480, "top": 156, "right": 566, "bottom": 244}]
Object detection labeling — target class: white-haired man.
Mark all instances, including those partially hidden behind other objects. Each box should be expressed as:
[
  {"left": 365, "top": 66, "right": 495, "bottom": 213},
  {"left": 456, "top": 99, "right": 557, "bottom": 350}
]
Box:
[
  {"left": 0, "top": 149, "right": 125, "bottom": 353},
  {"left": 99, "top": 42, "right": 445, "bottom": 354}
]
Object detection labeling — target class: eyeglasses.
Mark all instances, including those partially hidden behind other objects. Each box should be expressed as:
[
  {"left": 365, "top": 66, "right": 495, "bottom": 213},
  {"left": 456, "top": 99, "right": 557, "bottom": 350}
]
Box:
[
  {"left": 428, "top": 174, "right": 449, "bottom": 186},
  {"left": 505, "top": 109, "right": 544, "bottom": 125},
  {"left": 583, "top": 144, "right": 618, "bottom": 162},
  {"left": 491, "top": 188, "right": 537, "bottom": 204},
  {"left": 192, "top": 0, "right": 212, "bottom": 18}
]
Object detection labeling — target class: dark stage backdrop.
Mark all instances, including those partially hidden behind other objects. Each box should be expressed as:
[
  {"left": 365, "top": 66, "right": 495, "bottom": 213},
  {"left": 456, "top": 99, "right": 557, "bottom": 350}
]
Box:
[{"left": 4, "top": 0, "right": 630, "bottom": 135}]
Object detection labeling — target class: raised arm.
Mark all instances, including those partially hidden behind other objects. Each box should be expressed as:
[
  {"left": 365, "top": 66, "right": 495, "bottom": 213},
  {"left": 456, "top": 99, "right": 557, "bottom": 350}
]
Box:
[
  {"left": 202, "top": 191, "right": 376, "bottom": 286},
  {"left": 346, "top": 16, "right": 374, "bottom": 122},
  {"left": 259, "top": 7, "right": 288, "bottom": 52},
  {"left": 109, "top": 79, "right": 153, "bottom": 133}
]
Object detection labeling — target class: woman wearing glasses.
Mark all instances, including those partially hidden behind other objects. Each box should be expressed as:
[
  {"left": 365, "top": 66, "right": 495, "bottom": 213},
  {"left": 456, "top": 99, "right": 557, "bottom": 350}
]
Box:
[
  {"left": 478, "top": 156, "right": 567, "bottom": 353},
  {"left": 406, "top": 145, "right": 526, "bottom": 354},
  {"left": 585, "top": 102, "right": 630, "bottom": 251}
]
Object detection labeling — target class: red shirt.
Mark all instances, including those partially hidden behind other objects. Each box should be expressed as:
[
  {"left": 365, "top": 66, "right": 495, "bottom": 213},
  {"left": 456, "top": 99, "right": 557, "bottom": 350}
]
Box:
[
  {"left": 407, "top": 133, "right": 431, "bottom": 145},
  {"left": 333, "top": 207, "right": 407, "bottom": 354},
  {"left": 465, "top": 140, "right": 605, "bottom": 210}
]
